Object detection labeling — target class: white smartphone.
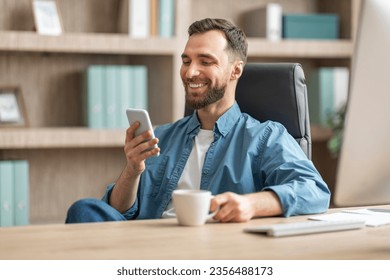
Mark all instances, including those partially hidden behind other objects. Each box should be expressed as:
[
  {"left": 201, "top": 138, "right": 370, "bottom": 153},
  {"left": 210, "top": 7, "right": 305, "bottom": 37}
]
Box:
[{"left": 126, "top": 108, "right": 159, "bottom": 156}]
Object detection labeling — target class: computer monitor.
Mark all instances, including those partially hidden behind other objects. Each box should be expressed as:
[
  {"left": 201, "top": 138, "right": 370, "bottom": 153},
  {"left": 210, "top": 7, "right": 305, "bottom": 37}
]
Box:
[{"left": 333, "top": 0, "right": 390, "bottom": 207}]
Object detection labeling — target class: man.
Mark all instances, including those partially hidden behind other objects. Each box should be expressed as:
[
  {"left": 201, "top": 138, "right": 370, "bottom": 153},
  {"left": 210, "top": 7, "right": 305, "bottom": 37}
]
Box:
[{"left": 66, "top": 18, "right": 330, "bottom": 224}]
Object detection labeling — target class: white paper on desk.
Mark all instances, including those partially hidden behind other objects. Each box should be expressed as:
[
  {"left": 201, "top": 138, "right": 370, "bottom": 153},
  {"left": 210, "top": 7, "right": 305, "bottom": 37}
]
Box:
[{"left": 310, "top": 209, "right": 390, "bottom": 227}]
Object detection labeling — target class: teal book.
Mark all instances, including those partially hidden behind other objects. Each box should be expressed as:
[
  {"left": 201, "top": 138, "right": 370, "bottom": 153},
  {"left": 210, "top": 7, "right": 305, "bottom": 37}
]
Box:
[
  {"left": 308, "top": 68, "right": 334, "bottom": 126},
  {"left": 84, "top": 66, "right": 105, "bottom": 128},
  {"left": 118, "top": 66, "right": 134, "bottom": 128},
  {"left": 105, "top": 66, "right": 119, "bottom": 128},
  {"left": 13, "top": 160, "right": 29, "bottom": 226},
  {"left": 132, "top": 66, "right": 148, "bottom": 110},
  {"left": 0, "top": 161, "right": 14, "bottom": 227},
  {"left": 159, "top": 0, "right": 175, "bottom": 38}
]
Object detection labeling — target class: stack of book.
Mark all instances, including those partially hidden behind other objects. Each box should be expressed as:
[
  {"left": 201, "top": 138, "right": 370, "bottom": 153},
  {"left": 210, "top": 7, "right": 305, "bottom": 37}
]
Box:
[
  {"left": 118, "top": 0, "right": 175, "bottom": 38},
  {"left": 307, "top": 67, "right": 349, "bottom": 126},
  {"left": 0, "top": 160, "right": 29, "bottom": 227},
  {"left": 83, "top": 65, "right": 148, "bottom": 129}
]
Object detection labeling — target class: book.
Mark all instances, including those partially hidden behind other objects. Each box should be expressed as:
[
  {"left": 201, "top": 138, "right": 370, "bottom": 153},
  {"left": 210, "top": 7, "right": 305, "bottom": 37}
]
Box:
[
  {"left": 13, "top": 160, "right": 29, "bottom": 226},
  {"left": 242, "top": 3, "right": 282, "bottom": 41},
  {"left": 130, "top": 0, "right": 150, "bottom": 38},
  {"left": 150, "top": 0, "right": 159, "bottom": 37},
  {"left": 308, "top": 68, "right": 333, "bottom": 125},
  {"left": 132, "top": 66, "right": 148, "bottom": 110},
  {"left": 105, "top": 66, "right": 119, "bottom": 128},
  {"left": 118, "top": 66, "right": 134, "bottom": 128},
  {"left": 308, "top": 67, "right": 349, "bottom": 125},
  {"left": 333, "top": 67, "right": 349, "bottom": 112},
  {"left": 158, "top": 0, "right": 175, "bottom": 38},
  {"left": 0, "top": 161, "right": 14, "bottom": 227},
  {"left": 84, "top": 66, "right": 105, "bottom": 128}
]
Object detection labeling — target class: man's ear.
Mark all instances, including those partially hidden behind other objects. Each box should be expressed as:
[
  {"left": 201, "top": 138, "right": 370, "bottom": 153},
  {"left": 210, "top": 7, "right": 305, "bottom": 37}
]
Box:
[{"left": 231, "top": 61, "right": 244, "bottom": 80}]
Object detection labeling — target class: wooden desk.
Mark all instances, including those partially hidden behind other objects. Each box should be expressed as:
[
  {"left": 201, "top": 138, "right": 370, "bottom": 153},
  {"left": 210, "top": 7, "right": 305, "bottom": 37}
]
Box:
[{"left": 1, "top": 206, "right": 390, "bottom": 260}]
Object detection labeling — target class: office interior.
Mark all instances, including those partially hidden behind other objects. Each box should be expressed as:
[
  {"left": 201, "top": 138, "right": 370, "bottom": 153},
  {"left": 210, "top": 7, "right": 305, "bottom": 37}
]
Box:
[
  {"left": 0, "top": 0, "right": 379, "bottom": 226},
  {"left": 2, "top": 0, "right": 390, "bottom": 263}
]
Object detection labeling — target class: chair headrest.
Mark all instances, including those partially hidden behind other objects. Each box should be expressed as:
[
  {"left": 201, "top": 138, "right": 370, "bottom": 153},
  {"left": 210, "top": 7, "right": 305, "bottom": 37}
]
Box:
[{"left": 236, "top": 63, "right": 308, "bottom": 139}]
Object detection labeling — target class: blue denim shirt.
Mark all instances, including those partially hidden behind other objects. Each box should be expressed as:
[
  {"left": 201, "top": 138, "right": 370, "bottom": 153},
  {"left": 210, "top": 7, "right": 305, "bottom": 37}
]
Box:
[{"left": 103, "top": 102, "right": 330, "bottom": 219}]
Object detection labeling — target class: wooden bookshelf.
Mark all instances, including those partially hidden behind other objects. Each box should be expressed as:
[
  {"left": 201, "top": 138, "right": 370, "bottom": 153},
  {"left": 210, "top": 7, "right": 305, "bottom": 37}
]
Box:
[{"left": 0, "top": 0, "right": 360, "bottom": 224}]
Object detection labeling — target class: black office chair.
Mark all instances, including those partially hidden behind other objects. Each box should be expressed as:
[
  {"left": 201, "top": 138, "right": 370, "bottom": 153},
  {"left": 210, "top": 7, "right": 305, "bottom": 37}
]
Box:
[
  {"left": 236, "top": 63, "right": 311, "bottom": 159},
  {"left": 185, "top": 62, "right": 312, "bottom": 159}
]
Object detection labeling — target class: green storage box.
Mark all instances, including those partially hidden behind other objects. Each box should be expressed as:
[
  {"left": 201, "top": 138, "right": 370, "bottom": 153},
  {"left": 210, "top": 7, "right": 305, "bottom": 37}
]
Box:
[{"left": 283, "top": 14, "right": 339, "bottom": 39}]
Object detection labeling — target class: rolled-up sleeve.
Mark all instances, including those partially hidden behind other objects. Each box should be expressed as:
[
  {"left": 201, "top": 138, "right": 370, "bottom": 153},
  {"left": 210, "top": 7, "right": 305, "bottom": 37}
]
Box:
[
  {"left": 260, "top": 123, "right": 331, "bottom": 217},
  {"left": 102, "top": 183, "right": 140, "bottom": 220}
]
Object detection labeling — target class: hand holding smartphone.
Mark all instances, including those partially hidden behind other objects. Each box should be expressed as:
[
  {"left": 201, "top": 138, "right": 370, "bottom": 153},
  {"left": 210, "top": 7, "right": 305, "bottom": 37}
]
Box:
[{"left": 126, "top": 108, "right": 159, "bottom": 156}]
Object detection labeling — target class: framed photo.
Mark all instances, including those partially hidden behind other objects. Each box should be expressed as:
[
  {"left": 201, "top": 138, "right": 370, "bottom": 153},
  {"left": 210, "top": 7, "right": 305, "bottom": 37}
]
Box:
[
  {"left": 0, "top": 87, "right": 28, "bottom": 127},
  {"left": 32, "top": 0, "right": 63, "bottom": 35}
]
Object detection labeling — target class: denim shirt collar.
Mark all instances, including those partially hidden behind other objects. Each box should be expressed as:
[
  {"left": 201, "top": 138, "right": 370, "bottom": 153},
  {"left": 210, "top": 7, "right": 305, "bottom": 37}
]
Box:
[{"left": 186, "top": 102, "right": 241, "bottom": 138}]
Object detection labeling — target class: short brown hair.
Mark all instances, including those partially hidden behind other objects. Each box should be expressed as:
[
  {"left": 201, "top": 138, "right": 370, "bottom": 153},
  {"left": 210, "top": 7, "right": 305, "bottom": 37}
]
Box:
[{"left": 188, "top": 18, "right": 248, "bottom": 63}]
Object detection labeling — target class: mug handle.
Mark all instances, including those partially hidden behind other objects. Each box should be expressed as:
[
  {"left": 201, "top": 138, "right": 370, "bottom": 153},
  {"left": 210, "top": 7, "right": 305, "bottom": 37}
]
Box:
[
  {"left": 207, "top": 210, "right": 218, "bottom": 220},
  {"left": 207, "top": 195, "right": 219, "bottom": 219},
  {"left": 164, "top": 208, "right": 176, "bottom": 218}
]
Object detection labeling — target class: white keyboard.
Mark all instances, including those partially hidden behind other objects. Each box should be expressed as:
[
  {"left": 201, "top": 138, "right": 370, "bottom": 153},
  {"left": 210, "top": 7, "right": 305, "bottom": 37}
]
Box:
[{"left": 244, "top": 219, "right": 365, "bottom": 237}]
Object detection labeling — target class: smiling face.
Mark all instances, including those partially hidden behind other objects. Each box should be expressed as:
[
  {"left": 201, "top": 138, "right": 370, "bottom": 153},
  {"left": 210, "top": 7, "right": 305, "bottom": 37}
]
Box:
[{"left": 180, "top": 30, "right": 239, "bottom": 111}]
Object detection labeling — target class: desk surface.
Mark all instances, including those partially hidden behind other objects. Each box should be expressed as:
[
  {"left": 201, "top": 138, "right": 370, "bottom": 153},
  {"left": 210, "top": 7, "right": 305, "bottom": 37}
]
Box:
[{"left": 1, "top": 206, "right": 390, "bottom": 260}]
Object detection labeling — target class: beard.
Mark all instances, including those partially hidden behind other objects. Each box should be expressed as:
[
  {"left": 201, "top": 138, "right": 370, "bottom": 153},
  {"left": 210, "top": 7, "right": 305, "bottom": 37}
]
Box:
[{"left": 185, "top": 81, "right": 227, "bottom": 110}]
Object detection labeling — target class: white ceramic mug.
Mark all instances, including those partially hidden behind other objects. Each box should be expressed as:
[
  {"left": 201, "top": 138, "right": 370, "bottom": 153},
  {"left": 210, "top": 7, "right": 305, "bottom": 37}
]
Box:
[{"left": 171, "top": 189, "right": 216, "bottom": 226}]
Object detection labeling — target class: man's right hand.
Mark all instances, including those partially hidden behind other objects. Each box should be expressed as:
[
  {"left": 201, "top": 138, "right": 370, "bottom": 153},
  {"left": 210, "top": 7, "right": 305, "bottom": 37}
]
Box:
[{"left": 123, "top": 121, "right": 160, "bottom": 176}]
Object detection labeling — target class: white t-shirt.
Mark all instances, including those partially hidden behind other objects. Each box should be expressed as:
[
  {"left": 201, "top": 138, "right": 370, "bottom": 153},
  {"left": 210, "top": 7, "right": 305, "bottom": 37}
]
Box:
[{"left": 162, "top": 129, "right": 214, "bottom": 218}]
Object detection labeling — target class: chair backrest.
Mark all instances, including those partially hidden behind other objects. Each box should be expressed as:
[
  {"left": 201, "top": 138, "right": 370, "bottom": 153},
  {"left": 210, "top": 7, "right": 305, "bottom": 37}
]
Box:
[
  {"left": 236, "top": 63, "right": 311, "bottom": 159},
  {"left": 184, "top": 62, "right": 312, "bottom": 159}
]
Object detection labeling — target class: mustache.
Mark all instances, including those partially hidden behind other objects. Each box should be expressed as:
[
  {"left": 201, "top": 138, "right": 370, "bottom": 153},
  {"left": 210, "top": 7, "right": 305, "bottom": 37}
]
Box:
[{"left": 183, "top": 78, "right": 209, "bottom": 83}]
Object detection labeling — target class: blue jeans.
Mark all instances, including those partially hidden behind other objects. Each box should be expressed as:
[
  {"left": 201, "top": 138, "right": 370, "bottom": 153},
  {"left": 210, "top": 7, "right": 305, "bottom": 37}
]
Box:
[{"left": 65, "top": 198, "right": 127, "bottom": 223}]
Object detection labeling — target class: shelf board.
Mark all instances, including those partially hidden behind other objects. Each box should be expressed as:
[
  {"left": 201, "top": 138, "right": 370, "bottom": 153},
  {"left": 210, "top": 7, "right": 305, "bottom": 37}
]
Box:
[
  {"left": 247, "top": 38, "right": 353, "bottom": 58},
  {"left": 0, "top": 128, "right": 125, "bottom": 149},
  {"left": 0, "top": 32, "right": 353, "bottom": 58},
  {"left": 0, "top": 31, "right": 178, "bottom": 55},
  {"left": 0, "top": 125, "right": 332, "bottom": 149}
]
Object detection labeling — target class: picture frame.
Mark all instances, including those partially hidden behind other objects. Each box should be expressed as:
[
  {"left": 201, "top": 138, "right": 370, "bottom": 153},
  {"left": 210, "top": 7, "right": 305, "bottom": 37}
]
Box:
[
  {"left": 32, "top": 0, "right": 63, "bottom": 36},
  {"left": 0, "top": 87, "right": 28, "bottom": 127}
]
